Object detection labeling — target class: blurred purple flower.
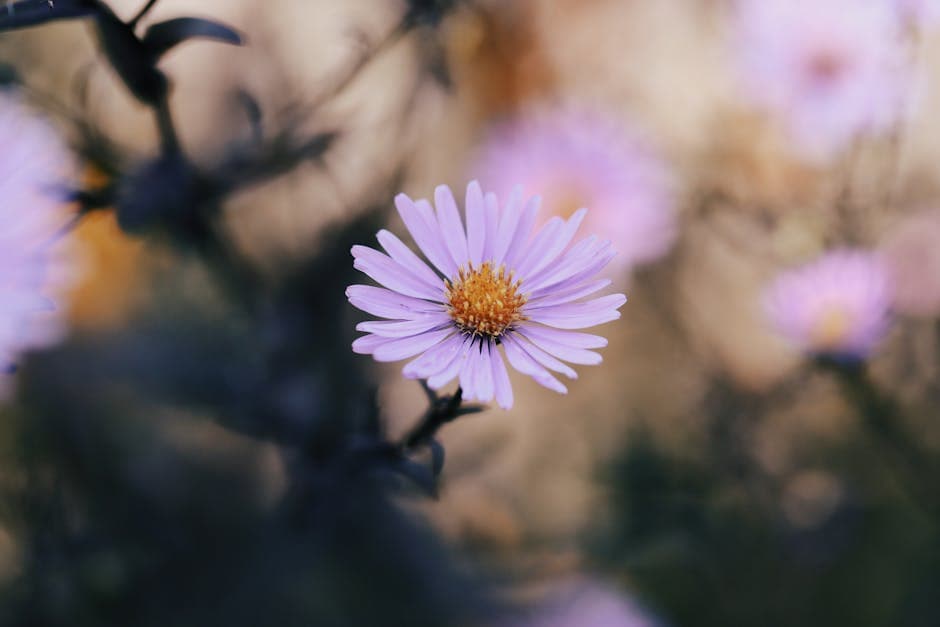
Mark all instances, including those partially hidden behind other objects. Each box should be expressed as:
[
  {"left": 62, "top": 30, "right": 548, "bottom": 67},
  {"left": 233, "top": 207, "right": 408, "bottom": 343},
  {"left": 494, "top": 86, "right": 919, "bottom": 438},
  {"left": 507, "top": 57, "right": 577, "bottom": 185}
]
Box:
[
  {"left": 510, "top": 576, "right": 660, "bottom": 627},
  {"left": 347, "top": 181, "right": 626, "bottom": 409},
  {"left": 733, "top": 0, "right": 908, "bottom": 161},
  {"left": 0, "top": 93, "right": 77, "bottom": 378},
  {"left": 894, "top": 0, "right": 940, "bottom": 26},
  {"left": 880, "top": 208, "right": 940, "bottom": 317},
  {"left": 763, "top": 250, "right": 892, "bottom": 360},
  {"left": 473, "top": 109, "right": 675, "bottom": 272}
]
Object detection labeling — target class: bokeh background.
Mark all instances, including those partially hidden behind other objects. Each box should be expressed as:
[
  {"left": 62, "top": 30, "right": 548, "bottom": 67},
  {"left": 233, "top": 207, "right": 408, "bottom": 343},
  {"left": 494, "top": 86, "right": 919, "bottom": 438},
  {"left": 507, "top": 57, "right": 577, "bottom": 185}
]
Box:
[{"left": 1, "top": 0, "right": 940, "bottom": 625}]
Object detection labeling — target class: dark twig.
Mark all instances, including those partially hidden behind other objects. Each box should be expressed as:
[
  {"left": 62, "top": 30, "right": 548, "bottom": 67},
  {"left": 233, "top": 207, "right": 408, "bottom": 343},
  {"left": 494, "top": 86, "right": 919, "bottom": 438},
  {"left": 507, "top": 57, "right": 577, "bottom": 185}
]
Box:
[
  {"left": 128, "top": 0, "right": 160, "bottom": 27},
  {"left": 400, "top": 384, "right": 484, "bottom": 452},
  {"left": 309, "top": 15, "right": 410, "bottom": 110}
]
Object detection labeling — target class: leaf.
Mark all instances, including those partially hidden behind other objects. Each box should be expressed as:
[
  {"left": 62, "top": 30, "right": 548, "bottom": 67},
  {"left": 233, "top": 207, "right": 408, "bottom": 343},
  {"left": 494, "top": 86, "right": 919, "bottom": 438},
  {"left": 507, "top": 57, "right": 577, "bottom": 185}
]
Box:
[
  {"left": 429, "top": 439, "right": 445, "bottom": 477},
  {"left": 393, "top": 458, "right": 438, "bottom": 499},
  {"left": 142, "top": 17, "right": 243, "bottom": 58},
  {"left": 0, "top": 0, "right": 94, "bottom": 31}
]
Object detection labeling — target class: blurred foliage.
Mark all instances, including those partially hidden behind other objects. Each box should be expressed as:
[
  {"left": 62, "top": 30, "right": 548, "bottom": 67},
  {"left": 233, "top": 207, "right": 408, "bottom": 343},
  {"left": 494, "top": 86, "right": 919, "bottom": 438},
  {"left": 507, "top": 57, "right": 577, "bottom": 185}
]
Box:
[
  {"left": 595, "top": 369, "right": 940, "bottom": 627},
  {"left": 0, "top": 210, "right": 495, "bottom": 627},
  {"left": 0, "top": 1, "right": 499, "bottom": 625}
]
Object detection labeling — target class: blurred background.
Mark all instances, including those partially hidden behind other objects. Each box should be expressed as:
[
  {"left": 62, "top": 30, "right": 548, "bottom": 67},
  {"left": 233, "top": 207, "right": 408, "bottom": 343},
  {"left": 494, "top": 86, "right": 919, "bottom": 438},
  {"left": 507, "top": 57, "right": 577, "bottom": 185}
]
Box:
[{"left": 1, "top": 0, "right": 940, "bottom": 625}]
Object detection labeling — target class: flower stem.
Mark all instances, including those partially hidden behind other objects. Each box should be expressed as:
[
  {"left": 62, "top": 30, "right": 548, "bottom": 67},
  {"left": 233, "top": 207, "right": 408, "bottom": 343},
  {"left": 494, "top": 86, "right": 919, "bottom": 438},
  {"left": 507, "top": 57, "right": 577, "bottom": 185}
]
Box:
[
  {"left": 400, "top": 385, "right": 465, "bottom": 451},
  {"left": 820, "top": 358, "right": 937, "bottom": 514}
]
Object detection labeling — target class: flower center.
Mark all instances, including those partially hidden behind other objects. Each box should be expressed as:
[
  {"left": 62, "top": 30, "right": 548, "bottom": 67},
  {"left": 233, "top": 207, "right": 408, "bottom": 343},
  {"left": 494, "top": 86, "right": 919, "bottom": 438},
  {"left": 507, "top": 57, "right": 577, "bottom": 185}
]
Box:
[
  {"left": 811, "top": 306, "right": 852, "bottom": 351},
  {"left": 445, "top": 262, "right": 527, "bottom": 338}
]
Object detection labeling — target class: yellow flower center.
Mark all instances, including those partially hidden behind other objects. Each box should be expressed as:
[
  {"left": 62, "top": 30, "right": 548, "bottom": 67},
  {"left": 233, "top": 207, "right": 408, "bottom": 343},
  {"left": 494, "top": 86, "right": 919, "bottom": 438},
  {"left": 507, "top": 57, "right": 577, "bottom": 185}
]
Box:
[
  {"left": 811, "top": 306, "right": 852, "bottom": 350},
  {"left": 445, "top": 262, "right": 527, "bottom": 338}
]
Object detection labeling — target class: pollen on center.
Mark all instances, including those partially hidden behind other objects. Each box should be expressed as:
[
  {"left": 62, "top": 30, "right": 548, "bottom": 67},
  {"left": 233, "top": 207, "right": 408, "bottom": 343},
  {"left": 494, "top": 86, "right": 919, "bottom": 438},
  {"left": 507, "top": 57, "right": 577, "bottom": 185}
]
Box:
[{"left": 445, "top": 262, "right": 527, "bottom": 338}]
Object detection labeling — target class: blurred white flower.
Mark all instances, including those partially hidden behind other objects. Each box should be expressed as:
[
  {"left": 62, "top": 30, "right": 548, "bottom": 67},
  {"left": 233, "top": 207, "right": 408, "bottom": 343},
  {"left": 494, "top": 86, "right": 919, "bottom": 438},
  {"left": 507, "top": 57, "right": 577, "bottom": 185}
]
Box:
[
  {"left": 0, "top": 93, "right": 78, "bottom": 380},
  {"left": 733, "top": 0, "right": 909, "bottom": 161}
]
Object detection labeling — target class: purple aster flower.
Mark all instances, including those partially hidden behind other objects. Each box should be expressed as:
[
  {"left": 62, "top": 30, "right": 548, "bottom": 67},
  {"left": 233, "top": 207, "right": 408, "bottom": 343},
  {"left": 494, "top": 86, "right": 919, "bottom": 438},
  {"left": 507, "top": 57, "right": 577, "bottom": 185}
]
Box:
[
  {"left": 473, "top": 109, "right": 675, "bottom": 271},
  {"left": 763, "top": 250, "right": 892, "bottom": 360},
  {"left": 733, "top": 0, "right": 908, "bottom": 161},
  {"left": 346, "top": 181, "right": 626, "bottom": 409},
  {"left": 0, "top": 93, "right": 77, "bottom": 377}
]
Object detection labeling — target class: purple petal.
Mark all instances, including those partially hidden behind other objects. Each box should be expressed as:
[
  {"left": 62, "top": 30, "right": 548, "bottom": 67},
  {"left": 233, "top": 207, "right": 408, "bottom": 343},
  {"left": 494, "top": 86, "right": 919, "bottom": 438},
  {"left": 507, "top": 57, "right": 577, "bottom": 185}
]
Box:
[
  {"left": 510, "top": 334, "right": 578, "bottom": 379},
  {"left": 525, "top": 279, "right": 612, "bottom": 309},
  {"left": 372, "top": 328, "right": 455, "bottom": 362},
  {"left": 435, "top": 185, "right": 469, "bottom": 269},
  {"left": 403, "top": 332, "right": 465, "bottom": 379},
  {"left": 517, "top": 208, "right": 587, "bottom": 279},
  {"left": 522, "top": 235, "right": 603, "bottom": 291},
  {"left": 482, "top": 192, "right": 500, "bottom": 261},
  {"left": 529, "top": 249, "right": 617, "bottom": 299},
  {"left": 395, "top": 193, "right": 458, "bottom": 277},
  {"left": 490, "top": 344, "right": 514, "bottom": 409},
  {"left": 526, "top": 294, "right": 626, "bottom": 329},
  {"left": 346, "top": 285, "right": 441, "bottom": 320},
  {"left": 502, "top": 335, "right": 569, "bottom": 394},
  {"left": 512, "top": 216, "right": 564, "bottom": 278},
  {"left": 352, "top": 333, "right": 390, "bottom": 355},
  {"left": 465, "top": 181, "right": 485, "bottom": 267},
  {"left": 516, "top": 324, "right": 608, "bottom": 349},
  {"left": 376, "top": 229, "right": 444, "bottom": 290},
  {"left": 356, "top": 315, "right": 452, "bottom": 338},
  {"left": 502, "top": 195, "right": 541, "bottom": 269},
  {"left": 427, "top": 336, "right": 472, "bottom": 389},
  {"left": 475, "top": 340, "right": 495, "bottom": 402},
  {"left": 524, "top": 238, "right": 614, "bottom": 294},
  {"left": 491, "top": 186, "right": 524, "bottom": 266},
  {"left": 352, "top": 245, "right": 444, "bottom": 301},
  {"left": 518, "top": 327, "right": 603, "bottom": 365},
  {"left": 458, "top": 339, "right": 479, "bottom": 398}
]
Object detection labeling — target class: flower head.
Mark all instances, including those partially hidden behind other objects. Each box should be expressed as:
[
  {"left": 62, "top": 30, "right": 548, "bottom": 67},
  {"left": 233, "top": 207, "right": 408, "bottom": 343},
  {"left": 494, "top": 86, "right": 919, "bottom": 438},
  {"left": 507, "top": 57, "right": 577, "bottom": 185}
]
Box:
[
  {"left": 347, "top": 181, "right": 627, "bottom": 409},
  {"left": 733, "top": 0, "right": 908, "bottom": 161},
  {"left": 0, "top": 93, "right": 77, "bottom": 376},
  {"left": 763, "top": 250, "right": 892, "bottom": 360},
  {"left": 473, "top": 109, "right": 675, "bottom": 271}
]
